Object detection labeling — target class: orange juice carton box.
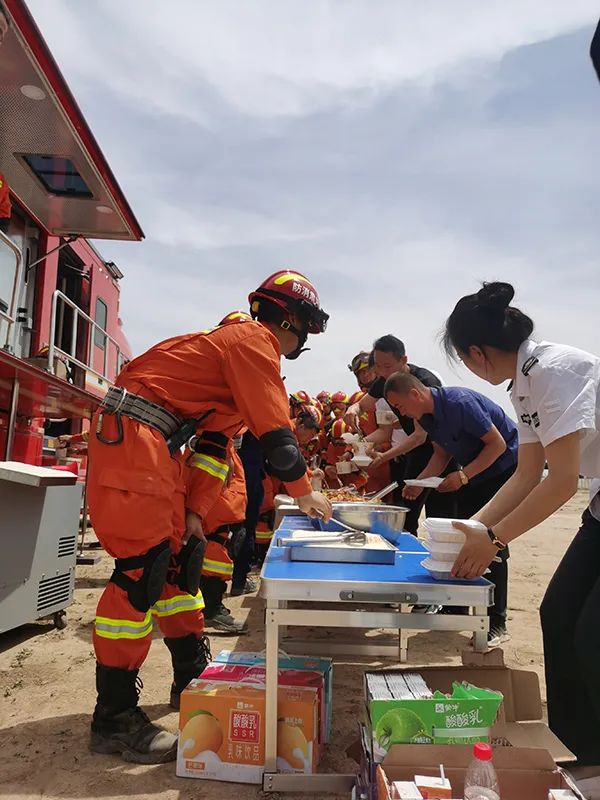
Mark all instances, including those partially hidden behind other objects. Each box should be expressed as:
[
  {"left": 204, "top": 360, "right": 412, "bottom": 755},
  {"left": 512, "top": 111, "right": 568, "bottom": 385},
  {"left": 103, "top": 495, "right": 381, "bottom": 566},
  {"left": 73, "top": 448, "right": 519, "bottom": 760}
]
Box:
[
  {"left": 177, "top": 679, "right": 319, "bottom": 783},
  {"left": 215, "top": 649, "right": 333, "bottom": 743},
  {"left": 200, "top": 662, "right": 326, "bottom": 756}
]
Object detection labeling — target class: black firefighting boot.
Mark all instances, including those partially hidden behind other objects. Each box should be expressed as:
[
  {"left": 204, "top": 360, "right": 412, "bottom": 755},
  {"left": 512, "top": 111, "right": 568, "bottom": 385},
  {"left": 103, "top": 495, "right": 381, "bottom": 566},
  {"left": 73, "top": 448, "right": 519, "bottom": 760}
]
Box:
[
  {"left": 164, "top": 633, "right": 212, "bottom": 711},
  {"left": 90, "top": 663, "right": 177, "bottom": 763}
]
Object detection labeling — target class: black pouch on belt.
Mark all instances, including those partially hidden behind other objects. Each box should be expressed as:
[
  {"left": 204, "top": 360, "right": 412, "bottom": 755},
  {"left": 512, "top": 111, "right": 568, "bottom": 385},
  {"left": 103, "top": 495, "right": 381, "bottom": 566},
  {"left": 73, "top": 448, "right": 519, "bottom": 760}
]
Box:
[
  {"left": 171, "top": 535, "right": 206, "bottom": 596},
  {"left": 228, "top": 524, "right": 247, "bottom": 559}
]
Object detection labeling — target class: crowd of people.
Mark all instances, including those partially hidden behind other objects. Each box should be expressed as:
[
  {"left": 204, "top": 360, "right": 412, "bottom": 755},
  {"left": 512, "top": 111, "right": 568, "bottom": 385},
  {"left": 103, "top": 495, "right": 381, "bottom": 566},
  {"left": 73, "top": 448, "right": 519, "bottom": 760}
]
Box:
[{"left": 85, "top": 269, "right": 600, "bottom": 770}]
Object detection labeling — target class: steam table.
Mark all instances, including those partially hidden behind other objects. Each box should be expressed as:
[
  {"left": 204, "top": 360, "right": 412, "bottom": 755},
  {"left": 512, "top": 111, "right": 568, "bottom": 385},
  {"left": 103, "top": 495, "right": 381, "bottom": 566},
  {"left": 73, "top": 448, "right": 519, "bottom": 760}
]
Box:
[{"left": 259, "top": 514, "right": 493, "bottom": 793}]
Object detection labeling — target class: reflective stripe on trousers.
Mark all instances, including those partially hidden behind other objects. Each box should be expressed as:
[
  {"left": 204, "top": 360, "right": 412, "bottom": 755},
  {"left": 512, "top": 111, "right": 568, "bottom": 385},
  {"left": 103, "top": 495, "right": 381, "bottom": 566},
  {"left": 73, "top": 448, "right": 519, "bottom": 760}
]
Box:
[
  {"left": 202, "top": 558, "right": 234, "bottom": 578},
  {"left": 95, "top": 591, "right": 204, "bottom": 638}
]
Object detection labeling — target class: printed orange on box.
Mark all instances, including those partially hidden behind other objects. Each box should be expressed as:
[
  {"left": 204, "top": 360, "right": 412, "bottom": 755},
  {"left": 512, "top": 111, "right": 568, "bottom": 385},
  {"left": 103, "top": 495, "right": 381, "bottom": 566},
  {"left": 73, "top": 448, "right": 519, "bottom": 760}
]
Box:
[
  {"left": 176, "top": 679, "right": 319, "bottom": 784},
  {"left": 200, "top": 662, "right": 326, "bottom": 756}
]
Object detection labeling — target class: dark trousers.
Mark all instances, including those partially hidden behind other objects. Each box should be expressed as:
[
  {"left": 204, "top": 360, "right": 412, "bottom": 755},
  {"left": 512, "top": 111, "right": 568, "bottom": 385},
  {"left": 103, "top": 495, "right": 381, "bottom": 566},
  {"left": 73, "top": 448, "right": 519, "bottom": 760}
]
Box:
[
  {"left": 399, "top": 452, "right": 457, "bottom": 535},
  {"left": 200, "top": 575, "right": 225, "bottom": 618},
  {"left": 454, "top": 466, "right": 515, "bottom": 629},
  {"left": 540, "top": 507, "right": 600, "bottom": 764},
  {"left": 234, "top": 434, "right": 264, "bottom": 589}
]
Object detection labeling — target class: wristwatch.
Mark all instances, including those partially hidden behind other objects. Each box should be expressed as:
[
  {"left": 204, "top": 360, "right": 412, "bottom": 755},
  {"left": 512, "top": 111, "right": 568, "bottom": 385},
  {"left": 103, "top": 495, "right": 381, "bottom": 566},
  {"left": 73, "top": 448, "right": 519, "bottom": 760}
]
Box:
[
  {"left": 458, "top": 470, "right": 469, "bottom": 486},
  {"left": 486, "top": 527, "right": 507, "bottom": 550}
]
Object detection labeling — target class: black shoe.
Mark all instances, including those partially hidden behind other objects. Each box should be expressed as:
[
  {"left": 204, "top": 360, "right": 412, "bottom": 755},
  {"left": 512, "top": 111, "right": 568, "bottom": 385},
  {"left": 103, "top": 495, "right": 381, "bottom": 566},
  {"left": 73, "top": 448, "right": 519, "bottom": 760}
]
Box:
[
  {"left": 205, "top": 609, "right": 248, "bottom": 635},
  {"left": 230, "top": 577, "right": 258, "bottom": 596},
  {"left": 90, "top": 665, "right": 177, "bottom": 763},
  {"left": 438, "top": 606, "right": 470, "bottom": 615},
  {"left": 411, "top": 604, "right": 442, "bottom": 614},
  {"left": 164, "top": 634, "right": 212, "bottom": 710},
  {"left": 487, "top": 625, "right": 510, "bottom": 648}
]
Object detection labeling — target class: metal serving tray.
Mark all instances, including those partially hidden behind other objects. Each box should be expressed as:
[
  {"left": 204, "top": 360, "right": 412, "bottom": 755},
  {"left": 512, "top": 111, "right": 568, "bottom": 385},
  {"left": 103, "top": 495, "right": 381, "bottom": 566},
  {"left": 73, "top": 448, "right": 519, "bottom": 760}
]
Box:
[{"left": 277, "top": 530, "right": 397, "bottom": 565}]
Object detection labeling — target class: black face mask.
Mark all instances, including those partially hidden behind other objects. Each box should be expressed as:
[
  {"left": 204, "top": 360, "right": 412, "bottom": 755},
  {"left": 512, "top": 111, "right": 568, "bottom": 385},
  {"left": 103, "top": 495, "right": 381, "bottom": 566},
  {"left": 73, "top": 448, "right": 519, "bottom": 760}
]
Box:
[{"left": 283, "top": 320, "right": 310, "bottom": 360}]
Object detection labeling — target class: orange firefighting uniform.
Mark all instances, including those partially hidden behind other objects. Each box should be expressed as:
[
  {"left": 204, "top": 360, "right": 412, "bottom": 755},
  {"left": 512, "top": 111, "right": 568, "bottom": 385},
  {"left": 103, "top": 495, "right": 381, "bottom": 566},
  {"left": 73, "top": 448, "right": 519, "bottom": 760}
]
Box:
[
  {"left": 255, "top": 473, "right": 277, "bottom": 553},
  {"left": 89, "top": 321, "right": 311, "bottom": 669},
  {"left": 188, "top": 446, "right": 247, "bottom": 584}
]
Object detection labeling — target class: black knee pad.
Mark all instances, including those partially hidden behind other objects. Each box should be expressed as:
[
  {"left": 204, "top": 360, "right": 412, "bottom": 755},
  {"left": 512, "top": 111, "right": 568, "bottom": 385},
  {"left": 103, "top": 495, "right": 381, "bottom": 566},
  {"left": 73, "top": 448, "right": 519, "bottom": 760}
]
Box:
[
  {"left": 110, "top": 540, "right": 171, "bottom": 612},
  {"left": 228, "top": 526, "right": 247, "bottom": 560},
  {"left": 172, "top": 535, "right": 205, "bottom": 596}
]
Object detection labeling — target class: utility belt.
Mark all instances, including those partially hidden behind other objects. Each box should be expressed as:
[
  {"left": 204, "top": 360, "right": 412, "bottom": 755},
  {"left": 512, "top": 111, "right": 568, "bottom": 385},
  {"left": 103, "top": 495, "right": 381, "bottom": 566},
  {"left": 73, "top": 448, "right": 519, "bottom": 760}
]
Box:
[
  {"left": 204, "top": 523, "right": 246, "bottom": 558},
  {"left": 206, "top": 526, "right": 231, "bottom": 542},
  {"left": 97, "top": 386, "right": 213, "bottom": 455}
]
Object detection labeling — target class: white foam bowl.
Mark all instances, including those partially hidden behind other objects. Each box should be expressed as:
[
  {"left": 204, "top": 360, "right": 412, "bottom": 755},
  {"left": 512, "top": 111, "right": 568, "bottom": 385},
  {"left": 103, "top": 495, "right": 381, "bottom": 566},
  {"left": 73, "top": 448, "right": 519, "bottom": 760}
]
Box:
[
  {"left": 336, "top": 461, "right": 353, "bottom": 475},
  {"left": 423, "top": 527, "right": 465, "bottom": 544},
  {"left": 376, "top": 410, "right": 397, "bottom": 425},
  {"left": 424, "top": 517, "right": 485, "bottom": 532},
  {"left": 422, "top": 557, "right": 476, "bottom": 582},
  {"left": 423, "top": 540, "right": 463, "bottom": 561},
  {"left": 352, "top": 456, "right": 372, "bottom": 468}
]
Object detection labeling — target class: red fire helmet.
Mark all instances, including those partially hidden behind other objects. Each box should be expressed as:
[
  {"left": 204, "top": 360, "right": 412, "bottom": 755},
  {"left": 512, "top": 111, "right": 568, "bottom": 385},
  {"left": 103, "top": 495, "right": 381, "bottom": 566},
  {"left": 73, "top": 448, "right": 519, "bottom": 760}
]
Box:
[
  {"left": 248, "top": 270, "right": 328, "bottom": 334},
  {"left": 219, "top": 310, "right": 252, "bottom": 326}
]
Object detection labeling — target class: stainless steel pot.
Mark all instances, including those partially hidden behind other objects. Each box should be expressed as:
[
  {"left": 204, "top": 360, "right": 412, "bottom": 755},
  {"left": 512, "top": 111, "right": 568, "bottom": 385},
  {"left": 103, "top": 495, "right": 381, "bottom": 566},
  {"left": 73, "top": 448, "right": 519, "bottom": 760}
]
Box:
[{"left": 330, "top": 503, "right": 408, "bottom": 532}]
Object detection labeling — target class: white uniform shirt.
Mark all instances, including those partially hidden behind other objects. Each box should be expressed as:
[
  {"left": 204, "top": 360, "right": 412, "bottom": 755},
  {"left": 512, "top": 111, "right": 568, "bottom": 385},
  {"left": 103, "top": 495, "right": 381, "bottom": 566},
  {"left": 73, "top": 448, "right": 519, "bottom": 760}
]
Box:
[
  {"left": 510, "top": 339, "right": 600, "bottom": 518},
  {"left": 375, "top": 397, "right": 408, "bottom": 446}
]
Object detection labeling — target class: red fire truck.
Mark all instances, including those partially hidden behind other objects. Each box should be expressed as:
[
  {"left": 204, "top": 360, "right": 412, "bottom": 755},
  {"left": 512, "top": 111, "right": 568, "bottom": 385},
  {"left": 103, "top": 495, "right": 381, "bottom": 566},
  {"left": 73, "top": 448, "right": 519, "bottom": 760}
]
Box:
[{"left": 0, "top": 0, "right": 143, "bottom": 466}]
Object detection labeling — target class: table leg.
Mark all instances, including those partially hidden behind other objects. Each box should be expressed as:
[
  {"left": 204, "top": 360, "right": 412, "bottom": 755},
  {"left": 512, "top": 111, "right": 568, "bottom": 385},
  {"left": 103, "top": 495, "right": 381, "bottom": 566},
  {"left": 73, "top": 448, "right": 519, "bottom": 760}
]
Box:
[
  {"left": 399, "top": 604, "right": 409, "bottom": 662},
  {"left": 473, "top": 605, "right": 489, "bottom": 653},
  {"left": 264, "top": 605, "right": 280, "bottom": 773},
  {"left": 278, "top": 599, "right": 288, "bottom": 638},
  {"left": 4, "top": 376, "right": 19, "bottom": 459}
]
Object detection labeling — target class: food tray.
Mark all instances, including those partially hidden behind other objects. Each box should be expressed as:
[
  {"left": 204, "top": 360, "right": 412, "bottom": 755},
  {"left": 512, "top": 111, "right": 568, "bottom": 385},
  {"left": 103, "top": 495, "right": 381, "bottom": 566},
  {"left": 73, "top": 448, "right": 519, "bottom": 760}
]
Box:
[{"left": 279, "top": 530, "right": 397, "bottom": 564}]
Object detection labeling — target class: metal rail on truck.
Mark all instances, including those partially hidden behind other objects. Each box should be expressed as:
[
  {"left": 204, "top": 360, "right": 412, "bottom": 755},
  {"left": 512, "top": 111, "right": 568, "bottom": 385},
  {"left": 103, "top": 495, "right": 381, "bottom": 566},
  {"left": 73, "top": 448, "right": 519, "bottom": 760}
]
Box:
[
  {"left": 0, "top": 231, "right": 23, "bottom": 354},
  {"left": 48, "top": 289, "right": 125, "bottom": 385}
]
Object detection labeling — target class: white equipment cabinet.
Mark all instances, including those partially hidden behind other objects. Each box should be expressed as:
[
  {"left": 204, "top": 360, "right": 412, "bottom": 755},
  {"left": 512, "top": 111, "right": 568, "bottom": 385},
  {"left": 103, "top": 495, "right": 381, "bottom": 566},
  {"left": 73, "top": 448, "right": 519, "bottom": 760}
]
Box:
[{"left": 0, "top": 461, "right": 82, "bottom": 633}]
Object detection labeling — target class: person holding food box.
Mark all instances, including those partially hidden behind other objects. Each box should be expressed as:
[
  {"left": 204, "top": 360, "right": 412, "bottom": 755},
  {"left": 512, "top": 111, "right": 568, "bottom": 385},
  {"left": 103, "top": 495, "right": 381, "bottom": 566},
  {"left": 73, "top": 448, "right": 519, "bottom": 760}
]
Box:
[
  {"left": 346, "top": 334, "right": 455, "bottom": 532},
  {"left": 442, "top": 281, "right": 600, "bottom": 765},
  {"left": 384, "top": 371, "right": 518, "bottom": 645}
]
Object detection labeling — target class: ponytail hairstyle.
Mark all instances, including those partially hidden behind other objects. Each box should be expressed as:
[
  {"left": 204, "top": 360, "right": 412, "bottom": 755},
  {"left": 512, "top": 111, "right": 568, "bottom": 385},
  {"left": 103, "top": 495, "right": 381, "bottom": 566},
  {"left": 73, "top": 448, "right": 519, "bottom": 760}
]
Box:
[{"left": 443, "top": 282, "right": 534, "bottom": 360}]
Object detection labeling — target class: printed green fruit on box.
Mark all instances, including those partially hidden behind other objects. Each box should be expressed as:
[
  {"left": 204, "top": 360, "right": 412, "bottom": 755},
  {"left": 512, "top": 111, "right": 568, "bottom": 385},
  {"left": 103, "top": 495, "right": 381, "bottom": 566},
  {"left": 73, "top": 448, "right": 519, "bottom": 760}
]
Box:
[
  {"left": 374, "top": 708, "right": 431, "bottom": 749},
  {"left": 368, "top": 693, "right": 503, "bottom": 753}
]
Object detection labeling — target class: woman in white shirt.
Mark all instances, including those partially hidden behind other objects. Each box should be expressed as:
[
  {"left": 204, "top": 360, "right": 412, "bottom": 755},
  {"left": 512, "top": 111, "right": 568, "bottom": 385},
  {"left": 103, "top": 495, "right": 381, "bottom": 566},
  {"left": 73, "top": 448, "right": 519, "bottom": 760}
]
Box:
[{"left": 443, "top": 281, "right": 600, "bottom": 766}]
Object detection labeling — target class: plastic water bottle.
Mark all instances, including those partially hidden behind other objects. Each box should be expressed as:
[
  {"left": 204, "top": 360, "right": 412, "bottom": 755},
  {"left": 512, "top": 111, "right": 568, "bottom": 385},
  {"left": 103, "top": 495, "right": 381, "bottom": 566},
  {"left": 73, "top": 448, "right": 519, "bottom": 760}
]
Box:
[{"left": 463, "top": 742, "right": 500, "bottom": 800}]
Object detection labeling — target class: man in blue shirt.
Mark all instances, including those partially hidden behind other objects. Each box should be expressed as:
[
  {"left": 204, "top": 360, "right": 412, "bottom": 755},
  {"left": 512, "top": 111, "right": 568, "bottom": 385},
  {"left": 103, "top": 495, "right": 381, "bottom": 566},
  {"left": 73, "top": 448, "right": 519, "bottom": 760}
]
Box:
[{"left": 384, "top": 371, "right": 519, "bottom": 645}]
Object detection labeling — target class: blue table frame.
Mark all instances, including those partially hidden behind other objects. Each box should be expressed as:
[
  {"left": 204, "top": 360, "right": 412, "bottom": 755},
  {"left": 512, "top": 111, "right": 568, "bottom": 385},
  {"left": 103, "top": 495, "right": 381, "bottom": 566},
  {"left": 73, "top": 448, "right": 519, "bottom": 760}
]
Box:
[{"left": 259, "top": 515, "right": 493, "bottom": 793}]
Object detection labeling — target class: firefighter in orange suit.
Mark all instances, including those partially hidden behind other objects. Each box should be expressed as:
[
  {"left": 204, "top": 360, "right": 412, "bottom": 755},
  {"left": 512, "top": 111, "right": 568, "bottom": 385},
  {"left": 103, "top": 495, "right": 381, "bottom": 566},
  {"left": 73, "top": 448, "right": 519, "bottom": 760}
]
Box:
[
  {"left": 87, "top": 270, "right": 331, "bottom": 763},
  {"left": 187, "top": 434, "right": 248, "bottom": 636},
  {"left": 255, "top": 473, "right": 277, "bottom": 561}
]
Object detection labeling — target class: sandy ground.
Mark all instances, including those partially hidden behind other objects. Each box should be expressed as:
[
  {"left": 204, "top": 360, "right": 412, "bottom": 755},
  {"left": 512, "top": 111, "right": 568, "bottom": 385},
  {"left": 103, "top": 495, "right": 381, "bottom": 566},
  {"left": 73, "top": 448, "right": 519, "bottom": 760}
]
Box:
[{"left": 0, "top": 491, "right": 590, "bottom": 800}]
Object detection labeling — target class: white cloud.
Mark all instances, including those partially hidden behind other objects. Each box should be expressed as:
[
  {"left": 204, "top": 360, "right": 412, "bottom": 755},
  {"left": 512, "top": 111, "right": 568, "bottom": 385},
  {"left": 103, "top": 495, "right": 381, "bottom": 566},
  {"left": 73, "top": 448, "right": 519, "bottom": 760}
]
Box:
[
  {"left": 22, "top": 0, "right": 600, "bottom": 419},
  {"left": 30, "top": 1, "right": 598, "bottom": 118}
]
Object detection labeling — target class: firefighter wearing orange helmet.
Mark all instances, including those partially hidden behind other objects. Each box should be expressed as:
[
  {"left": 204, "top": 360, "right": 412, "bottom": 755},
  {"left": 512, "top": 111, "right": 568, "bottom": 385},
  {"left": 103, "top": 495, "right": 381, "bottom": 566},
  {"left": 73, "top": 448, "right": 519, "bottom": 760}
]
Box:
[
  {"left": 186, "top": 435, "right": 248, "bottom": 639},
  {"left": 330, "top": 391, "right": 349, "bottom": 419},
  {"left": 87, "top": 269, "right": 331, "bottom": 763},
  {"left": 289, "top": 390, "right": 312, "bottom": 418},
  {"left": 348, "top": 350, "right": 376, "bottom": 391}
]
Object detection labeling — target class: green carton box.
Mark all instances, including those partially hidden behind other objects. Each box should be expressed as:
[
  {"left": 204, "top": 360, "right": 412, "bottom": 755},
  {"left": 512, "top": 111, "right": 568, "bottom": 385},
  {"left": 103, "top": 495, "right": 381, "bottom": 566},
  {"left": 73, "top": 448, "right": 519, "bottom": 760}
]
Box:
[{"left": 366, "top": 670, "right": 503, "bottom": 755}]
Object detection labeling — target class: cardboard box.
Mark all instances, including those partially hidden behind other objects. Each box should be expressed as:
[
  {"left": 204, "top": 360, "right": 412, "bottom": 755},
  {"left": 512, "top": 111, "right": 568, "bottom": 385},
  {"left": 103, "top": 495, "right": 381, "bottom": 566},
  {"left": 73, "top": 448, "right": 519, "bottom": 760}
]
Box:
[
  {"left": 366, "top": 666, "right": 574, "bottom": 764},
  {"left": 375, "top": 745, "right": 584, "bottom": 800},
  {"left": 214, "top": 649, "right": 333, "bottom": 742},
  {"left": 202, "top": 661, "right": 326, "bottom": 755},
  {"left": 177, "top": 679, "right": 319, "bottom": 783},
  {"left": 366, "top": 670, "right": 503, "bottom": 750}
]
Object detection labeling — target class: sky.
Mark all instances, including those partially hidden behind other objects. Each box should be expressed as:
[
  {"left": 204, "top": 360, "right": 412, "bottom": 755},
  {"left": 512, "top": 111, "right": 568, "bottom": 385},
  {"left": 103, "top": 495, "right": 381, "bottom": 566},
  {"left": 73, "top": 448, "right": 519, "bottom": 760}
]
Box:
[{"left": 27, "top": 0, "right": 600, "bottom": 414}]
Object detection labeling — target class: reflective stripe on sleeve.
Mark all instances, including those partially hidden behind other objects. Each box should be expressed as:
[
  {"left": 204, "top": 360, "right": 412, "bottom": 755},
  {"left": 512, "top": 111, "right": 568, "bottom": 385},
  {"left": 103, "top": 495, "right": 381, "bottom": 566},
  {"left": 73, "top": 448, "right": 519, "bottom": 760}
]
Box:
[{"left": 189, "top": 453, "right": 229, "bottom": 481}]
